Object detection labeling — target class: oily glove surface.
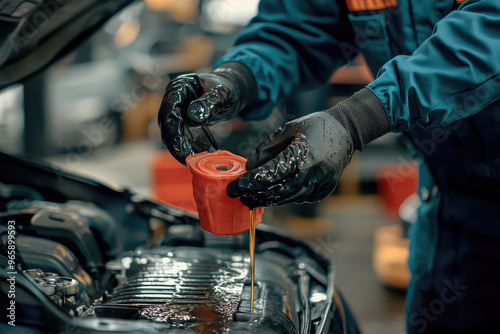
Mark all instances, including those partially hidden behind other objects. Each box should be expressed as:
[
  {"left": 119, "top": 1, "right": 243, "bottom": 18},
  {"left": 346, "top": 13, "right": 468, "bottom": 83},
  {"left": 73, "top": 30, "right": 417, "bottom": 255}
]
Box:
[
  {"left": 227, "top": 112, "right": 355, "bottom": 208},
  {"left": 158, "top": 72, "right": 240, "bottom": 164},
  {"left": 227, "top": 87, "right": 391, "bottom": 208}
]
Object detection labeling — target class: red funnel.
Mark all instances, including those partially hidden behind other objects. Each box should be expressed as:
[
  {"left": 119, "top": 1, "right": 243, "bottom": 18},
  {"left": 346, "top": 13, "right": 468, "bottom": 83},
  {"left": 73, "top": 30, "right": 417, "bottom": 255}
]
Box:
[{"left": 186, "top": 150, "right": 263, "bottom": 235}]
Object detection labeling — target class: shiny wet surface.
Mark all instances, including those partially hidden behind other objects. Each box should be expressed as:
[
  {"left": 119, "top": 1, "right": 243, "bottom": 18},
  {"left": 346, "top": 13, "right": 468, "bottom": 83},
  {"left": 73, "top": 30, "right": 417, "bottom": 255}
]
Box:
[
  {"left": 106, "top": 254, "right": 247, "bottom": 332},
  {"left": 139, "top": 303, "right": 234, "bottom": 332}
]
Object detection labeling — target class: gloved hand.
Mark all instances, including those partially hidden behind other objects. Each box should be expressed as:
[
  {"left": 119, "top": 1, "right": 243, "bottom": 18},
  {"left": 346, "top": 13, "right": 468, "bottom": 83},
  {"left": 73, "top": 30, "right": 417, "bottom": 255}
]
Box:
[
  {"left": 227, "top": 88, "right": 391, "bottom": 208},
  {"left": 158, "top": 62, "right": 257, "bottom": 164}
]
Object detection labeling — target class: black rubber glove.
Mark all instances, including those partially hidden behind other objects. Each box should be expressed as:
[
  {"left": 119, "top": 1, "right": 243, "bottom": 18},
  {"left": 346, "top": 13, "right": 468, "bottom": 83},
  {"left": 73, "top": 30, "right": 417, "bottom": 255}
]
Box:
[
  {"left": 158, "top": 62, "right": 257, "bottom": 164},
  {"left": 227, "top": 87, "right": 391, "bottom": 208}
]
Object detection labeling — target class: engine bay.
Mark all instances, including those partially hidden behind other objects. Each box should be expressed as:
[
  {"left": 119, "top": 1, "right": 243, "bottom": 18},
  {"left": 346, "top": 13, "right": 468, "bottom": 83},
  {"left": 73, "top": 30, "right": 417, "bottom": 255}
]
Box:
[{"left": 0, "top": 152, "right": 359, "bottom": 333}]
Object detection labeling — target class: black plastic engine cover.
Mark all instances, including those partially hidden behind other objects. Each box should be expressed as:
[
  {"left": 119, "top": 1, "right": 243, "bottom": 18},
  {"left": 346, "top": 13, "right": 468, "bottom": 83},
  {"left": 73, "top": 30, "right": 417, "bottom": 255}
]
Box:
[{"left": 83, "top": 247, "right": 300, "bottom": 333}]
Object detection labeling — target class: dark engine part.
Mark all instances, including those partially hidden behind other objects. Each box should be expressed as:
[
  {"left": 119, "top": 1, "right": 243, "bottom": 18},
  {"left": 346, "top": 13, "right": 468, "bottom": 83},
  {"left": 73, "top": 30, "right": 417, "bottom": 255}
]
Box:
[
  {"left": 25, "top": 269, "right": 83, "bottom": 316},
  {"left": 84, "top": 247, "right": 299, "bottom": 333},
  {"left": 5, "top": 234, "right": 96, "bottom": 302},
  {"left": 6, "top": 198, "right": 121, "bottom": 265}
]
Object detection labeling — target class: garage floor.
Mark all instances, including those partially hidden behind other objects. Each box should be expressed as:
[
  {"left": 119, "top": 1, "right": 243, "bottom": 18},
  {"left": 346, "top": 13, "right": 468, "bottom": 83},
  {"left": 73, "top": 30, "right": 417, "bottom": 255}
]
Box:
[{"left": 48, "top": 140, "right": 406, "bottom": 334}]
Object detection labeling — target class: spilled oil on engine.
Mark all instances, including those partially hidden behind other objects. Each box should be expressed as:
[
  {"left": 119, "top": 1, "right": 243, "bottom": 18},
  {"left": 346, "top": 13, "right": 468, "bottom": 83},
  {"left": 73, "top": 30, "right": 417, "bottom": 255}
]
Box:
[
  {"left": 80, "top": 247, "right": 298, "bottom": 333},
  {"left": 83, "top": 250, "right": 248, "bottom": 332}
]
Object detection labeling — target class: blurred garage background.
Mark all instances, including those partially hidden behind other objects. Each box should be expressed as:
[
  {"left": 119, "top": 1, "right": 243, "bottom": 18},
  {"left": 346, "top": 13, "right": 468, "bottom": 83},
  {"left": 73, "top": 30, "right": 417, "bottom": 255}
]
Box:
[{"left": 0, "top": 1, "right": 418, "bottom": 333}]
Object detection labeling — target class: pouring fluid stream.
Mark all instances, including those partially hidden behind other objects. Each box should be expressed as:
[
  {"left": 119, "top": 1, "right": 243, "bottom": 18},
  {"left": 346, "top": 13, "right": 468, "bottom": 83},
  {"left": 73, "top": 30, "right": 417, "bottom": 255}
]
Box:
[{"left": 249, "top": 208, "right": 256, "bottom": 313}]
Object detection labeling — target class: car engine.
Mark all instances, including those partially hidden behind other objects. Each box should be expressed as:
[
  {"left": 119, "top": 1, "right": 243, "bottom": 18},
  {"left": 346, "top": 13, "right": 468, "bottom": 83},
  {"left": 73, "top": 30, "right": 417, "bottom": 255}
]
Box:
[{"left": 0, "top": 152, "right": 360, "bottom": 333}]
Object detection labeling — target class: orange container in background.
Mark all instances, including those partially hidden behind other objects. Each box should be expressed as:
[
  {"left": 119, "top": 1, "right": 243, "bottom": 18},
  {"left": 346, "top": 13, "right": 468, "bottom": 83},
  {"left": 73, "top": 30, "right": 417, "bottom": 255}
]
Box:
[
  {"left": 376, "top": 163, "right": 418, "bottom": 215},
  {"left": 151, "top": 151, "right": 197, "bottom": 214},
  {"left": 186, "top": 150, "right": 264, "bottom": 235}
]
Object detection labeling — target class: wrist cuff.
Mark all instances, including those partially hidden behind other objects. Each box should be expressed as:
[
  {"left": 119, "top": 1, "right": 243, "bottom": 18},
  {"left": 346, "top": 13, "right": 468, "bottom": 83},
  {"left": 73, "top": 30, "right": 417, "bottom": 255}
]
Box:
[
  {"left": 326, "top": 87, "right": 391, "bottom": 151},
  {"left": 213, "top": 61, "right": 258, "bottom": 111}
]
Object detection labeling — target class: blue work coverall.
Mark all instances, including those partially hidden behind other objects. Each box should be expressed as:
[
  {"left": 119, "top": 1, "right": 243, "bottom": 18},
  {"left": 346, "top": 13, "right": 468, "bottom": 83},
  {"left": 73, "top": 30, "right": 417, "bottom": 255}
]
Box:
[{"left": 215, "top": 0, "right": 500, "bottom": 332}]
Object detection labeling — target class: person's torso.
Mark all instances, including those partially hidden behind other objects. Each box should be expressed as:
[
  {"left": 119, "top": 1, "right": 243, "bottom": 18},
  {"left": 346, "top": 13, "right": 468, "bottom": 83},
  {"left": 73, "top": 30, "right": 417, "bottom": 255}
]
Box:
[
  {"left": 344, "top": 0, "right": 500, "bottom": 231},
  {"left": 345, "top": 0, "right": 465, "bottom": 73}
]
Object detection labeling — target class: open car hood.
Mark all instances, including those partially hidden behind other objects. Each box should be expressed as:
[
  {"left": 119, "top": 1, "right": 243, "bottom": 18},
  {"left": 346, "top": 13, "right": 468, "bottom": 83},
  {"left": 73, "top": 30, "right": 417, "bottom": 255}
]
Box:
[{"left": 0, "top": 0, "right": 135, "bottom": 90}]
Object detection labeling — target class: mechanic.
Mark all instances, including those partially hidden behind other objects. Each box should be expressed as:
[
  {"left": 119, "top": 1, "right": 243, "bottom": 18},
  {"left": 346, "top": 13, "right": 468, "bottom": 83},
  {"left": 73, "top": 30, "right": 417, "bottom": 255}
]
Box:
[{"left": 158, "top": 0, "right": 500, "bottom": 332}]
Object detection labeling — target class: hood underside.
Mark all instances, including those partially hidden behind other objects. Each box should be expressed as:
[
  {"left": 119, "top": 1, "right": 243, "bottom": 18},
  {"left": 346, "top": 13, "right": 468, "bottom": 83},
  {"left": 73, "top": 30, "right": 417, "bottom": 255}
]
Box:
[{"left": 0, "top": 0, "right": 135, "bottom": 90}]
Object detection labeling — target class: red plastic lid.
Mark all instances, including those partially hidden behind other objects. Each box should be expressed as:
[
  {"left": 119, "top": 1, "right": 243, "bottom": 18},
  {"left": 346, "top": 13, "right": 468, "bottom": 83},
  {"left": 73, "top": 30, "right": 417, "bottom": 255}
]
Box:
[{"left": 187, "top": 151, "right": 247, "bottom": 180}]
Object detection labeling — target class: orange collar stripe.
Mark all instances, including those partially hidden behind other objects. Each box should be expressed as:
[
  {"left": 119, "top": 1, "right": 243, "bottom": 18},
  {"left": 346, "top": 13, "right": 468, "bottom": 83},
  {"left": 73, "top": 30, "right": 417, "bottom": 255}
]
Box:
[
  {"left": 345, "top": 0, "right": 397, "bottom": 12},
  {"left": 346, "top": 0, "right": 466, "bottom": 12}
]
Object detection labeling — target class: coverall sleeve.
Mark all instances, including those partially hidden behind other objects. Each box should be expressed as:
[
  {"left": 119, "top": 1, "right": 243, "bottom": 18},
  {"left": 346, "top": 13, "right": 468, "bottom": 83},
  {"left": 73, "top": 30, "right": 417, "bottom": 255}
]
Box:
[
  {"left": 214, "top": 0, "right": 356, "bottom": 121},
  {"left": 369, "top": 0, "right": 500, "bottom": 131}
]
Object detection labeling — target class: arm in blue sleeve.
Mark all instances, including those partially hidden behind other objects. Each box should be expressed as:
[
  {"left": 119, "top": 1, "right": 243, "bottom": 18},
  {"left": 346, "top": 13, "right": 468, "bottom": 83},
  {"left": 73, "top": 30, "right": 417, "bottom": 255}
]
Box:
[
  {"left": 214, "top": 0, "right": 357, "bottom": 121},
  {"left": 369, "top": 0, "right": 500, "bottom": 131}
]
